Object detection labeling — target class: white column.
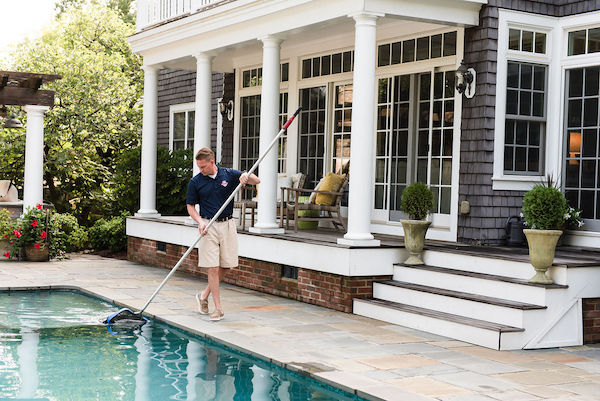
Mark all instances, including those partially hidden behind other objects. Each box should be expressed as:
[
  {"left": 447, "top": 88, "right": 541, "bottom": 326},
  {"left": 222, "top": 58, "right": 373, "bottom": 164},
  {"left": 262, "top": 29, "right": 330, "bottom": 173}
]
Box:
[
  {"left": 193, "top": 53, "right": 214, "bottom": 176},
  {"left": 22, "top": 105, "right": 49, "bottom": 212},
  {"left": 136, "top": 65, "right": 161, "bottom": 217},
  {"left": 250, "top": 36, "right": 284, "bottom": 234},
  {"left": 338, "top": 13, "right": 382, "bottom": 247}
]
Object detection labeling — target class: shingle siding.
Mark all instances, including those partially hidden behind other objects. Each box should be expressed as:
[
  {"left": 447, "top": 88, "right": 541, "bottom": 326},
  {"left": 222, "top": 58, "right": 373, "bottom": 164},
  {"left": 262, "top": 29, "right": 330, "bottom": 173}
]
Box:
[
  {"left": 459, "top": 0, "right": 600, "bottom": 244},
  {"left": 156, "top": 69, "right": 227, "bottom": 158}
]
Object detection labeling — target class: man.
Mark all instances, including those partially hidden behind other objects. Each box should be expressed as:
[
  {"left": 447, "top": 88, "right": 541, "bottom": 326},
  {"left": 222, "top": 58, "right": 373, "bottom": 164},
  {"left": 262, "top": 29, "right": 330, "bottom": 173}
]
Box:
[{"left": 186, "top": 147, "right": 260, "bottom": 321}]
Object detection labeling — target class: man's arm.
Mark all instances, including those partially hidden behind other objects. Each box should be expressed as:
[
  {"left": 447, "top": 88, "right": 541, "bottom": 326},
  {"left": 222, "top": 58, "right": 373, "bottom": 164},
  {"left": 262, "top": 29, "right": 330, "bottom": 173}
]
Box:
[
  {"left": 187, "top": 204, "right": 207, "bottom": 233},
  {"left": 240, "top": 172, "right": 260, "bottom": 186}
]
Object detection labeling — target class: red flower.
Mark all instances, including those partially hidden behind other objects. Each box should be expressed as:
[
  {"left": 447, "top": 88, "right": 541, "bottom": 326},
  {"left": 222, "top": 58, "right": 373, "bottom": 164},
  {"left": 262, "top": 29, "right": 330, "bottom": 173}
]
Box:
[
  {"left": 3, "top": 234, "right": 7, "bottom": 239},
  {"left": 36, "top": 204, "right": 43, "bottom": 210},
  {"left": 12, "top": 229, "right": 21, "bottom": 238},
  {"left": 32, "top": 220, "right": 38, "bottom": 228},
  {"left": 34, "top": 243, "right": 40, "bottom": 250},
  {"left": 40, "top": 231, "right": 47, "bottom": 240},
  {"left": 2, "top": 252, "right": 9, "bottom": 258}
]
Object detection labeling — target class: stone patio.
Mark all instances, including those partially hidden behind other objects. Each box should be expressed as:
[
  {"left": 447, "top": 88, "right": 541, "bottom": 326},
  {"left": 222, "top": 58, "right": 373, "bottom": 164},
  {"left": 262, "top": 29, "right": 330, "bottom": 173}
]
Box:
[{"left": 1, "top": 254, "right": 600, "bottom": 401}]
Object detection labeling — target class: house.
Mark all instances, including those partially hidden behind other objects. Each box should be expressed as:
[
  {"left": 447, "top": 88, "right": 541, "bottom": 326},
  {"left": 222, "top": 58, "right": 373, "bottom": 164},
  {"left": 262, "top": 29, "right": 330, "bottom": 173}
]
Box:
[{"left": 126, "top": 0, "right": 600, "bottom": 349}]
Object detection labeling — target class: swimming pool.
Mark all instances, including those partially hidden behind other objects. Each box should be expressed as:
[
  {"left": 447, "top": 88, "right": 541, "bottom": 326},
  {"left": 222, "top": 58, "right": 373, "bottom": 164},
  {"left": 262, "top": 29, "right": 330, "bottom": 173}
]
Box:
[{"left": 0, "top": 290, "right": 365, "bottom": 401}]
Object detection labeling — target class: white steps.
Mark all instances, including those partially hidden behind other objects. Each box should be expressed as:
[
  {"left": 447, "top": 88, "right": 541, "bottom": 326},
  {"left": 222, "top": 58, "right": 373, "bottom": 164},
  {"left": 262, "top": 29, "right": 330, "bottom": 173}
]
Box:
[{"left": 353, "top": 249, "right": 572, "bottom": 350}]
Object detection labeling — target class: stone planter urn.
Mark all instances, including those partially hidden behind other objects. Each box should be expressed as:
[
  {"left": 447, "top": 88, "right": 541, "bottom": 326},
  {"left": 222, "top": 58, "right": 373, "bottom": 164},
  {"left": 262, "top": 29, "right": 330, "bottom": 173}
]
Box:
[
  {"left": 523, "top": 229, "right": 562, "bottom": 284},
  {"left": 401, "top": 219, "right": 431, "bottom": 265},
  {"left": 24, "top": 244, "right": 49, "bottom": 262}
]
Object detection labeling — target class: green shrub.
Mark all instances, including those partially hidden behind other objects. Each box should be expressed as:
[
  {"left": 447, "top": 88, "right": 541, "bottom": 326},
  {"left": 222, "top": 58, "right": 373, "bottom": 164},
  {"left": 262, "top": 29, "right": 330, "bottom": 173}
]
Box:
[
  {"left": 53, "top": 213, "right": 89, "bottom": 252},
  {"left": 522, "top": 185, "right": 568, "bottom": 230},
  {"left": 112, "top": 146, "right": 193, "bottom": 216},
  {"left": 400, "top": 182, "right": 433, "bottom": 220},
  {"left": 89, "top": 214, "right": 128, "bottom": 252}
]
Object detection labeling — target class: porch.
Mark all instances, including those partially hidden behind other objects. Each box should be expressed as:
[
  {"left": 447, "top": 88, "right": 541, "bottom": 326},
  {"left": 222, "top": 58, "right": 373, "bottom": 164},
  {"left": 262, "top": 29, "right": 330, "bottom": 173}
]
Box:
[{"left": 127, "top": 215, "right": 600, "bottom": 349}]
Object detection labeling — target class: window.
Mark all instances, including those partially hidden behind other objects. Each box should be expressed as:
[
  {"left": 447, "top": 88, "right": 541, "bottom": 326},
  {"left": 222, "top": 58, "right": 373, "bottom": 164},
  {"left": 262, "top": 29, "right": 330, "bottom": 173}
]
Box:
[
  {"left": 332, "top": 84, "right": 352, "bottom": 175},
  {"left": 568, "top": 27, "right": 600, "bottom": 56},
  {"left": 508, "top": 28, "right": 546, "bottom": 53},
  {"left": 494, "top": 11, "right": 553, "bottom": 189},
  {"left": 239, "top": 95, "right": 261, "bottom": 199},
  {"left": 378, "top": 31, "right": 457, "bottom": 67},
  {"left": 564, "top": 67, "right": 600, "bottom": 222},
  {"left": 298, "top": 87, "right": 326, "bottom": 188},
  {"left": 504, "top": 62, "right": 546, "bottom": 174},
  {"left": 242, "top": 63, "right": 289, "bottom": 88},
  {"left": 278, "top": 92, "right": 288, "bottom": 173},
  {"left": 170, "top": 105, "right": 195, "bottom": 150},
  {"left": 301, "top": 51, "right": 354, "bottom": 79}
]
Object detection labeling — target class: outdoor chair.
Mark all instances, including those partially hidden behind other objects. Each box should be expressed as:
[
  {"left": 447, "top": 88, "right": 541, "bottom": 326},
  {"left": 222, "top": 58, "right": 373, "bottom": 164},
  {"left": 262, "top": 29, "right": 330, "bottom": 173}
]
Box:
[{"left": 281, "top": 173, "right": 348, "bottom": 232}]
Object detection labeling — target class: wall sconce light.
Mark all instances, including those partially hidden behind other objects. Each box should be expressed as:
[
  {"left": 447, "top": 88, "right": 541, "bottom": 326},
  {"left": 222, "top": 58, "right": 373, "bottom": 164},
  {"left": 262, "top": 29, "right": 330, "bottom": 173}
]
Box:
[
  {"left": 4, "top": 113, "right": 23, "bottom": 129},
  {"left": 456, "top": 63, "right": 476, "bottom": 99},
  {"left": 218, "top": 99, "right": 234, "bottom": 121}
]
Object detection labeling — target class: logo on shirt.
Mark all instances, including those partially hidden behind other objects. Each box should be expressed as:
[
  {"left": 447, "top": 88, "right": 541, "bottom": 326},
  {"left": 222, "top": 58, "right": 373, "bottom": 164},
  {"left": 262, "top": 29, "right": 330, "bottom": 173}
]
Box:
[{"left": 220, "top": 180, "right": 229, "bottom": 187}]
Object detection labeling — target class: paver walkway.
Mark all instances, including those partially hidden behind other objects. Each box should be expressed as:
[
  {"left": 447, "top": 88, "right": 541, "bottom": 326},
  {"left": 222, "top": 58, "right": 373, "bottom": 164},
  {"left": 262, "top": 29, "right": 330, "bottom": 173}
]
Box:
[{"left": 1, "top": 254, "right": 600, "bottom": 401}]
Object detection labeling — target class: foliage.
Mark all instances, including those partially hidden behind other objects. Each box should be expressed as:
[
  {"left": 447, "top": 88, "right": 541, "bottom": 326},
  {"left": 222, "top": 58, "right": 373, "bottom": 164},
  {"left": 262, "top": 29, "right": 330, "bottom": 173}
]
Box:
[
  {"left": 0, "top": 208, "right": 13, "bottom": 238},
  {"left": 89, "top": 214, "right": 128, "bottom": 252},
  {"left": 112, "top": 146, "right": 194, "bottom": 216},
  {"left": 522, "top": 185, "right": 568, "bottom": 230},
  {"left": 401, "top": 182, "right": 434, "bottom": 220},
  {"left": 2, "top": 4, "right": 143, "bottom": 225},
  {"left": 564, "top": 206, "right": 584, "bottom": 230},
  {"left": 55, "top": 0, "right": 136, "bottom": 25},
  {"left": 53, "top": 213, "right": 89, "bottom": 252}
]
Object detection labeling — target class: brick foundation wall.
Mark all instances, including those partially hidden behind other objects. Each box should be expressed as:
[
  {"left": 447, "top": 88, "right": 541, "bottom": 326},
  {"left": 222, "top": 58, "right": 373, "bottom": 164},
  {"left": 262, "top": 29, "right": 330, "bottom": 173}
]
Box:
[
  {"left": 583, "top": 298, "right": 600, "bottom": 344},
  {"left": 127, "top": 237, "right": 391, "bottom": 313}
]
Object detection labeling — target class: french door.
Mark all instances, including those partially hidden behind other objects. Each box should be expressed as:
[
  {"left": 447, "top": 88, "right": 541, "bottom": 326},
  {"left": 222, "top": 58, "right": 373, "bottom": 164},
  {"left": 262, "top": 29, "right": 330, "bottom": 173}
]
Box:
[
  {"left": 564, "top": 66, "right": 600, "bottom": 230},
  {"left": 373, "top": 70, "right": 455, "bottom": 224}
]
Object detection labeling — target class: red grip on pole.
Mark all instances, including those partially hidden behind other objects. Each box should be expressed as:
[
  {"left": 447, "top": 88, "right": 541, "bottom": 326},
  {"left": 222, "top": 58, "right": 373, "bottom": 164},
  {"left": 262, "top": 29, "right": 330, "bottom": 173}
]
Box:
[{"left": 282, "top": 107, "right": 302, "bottom": 130}]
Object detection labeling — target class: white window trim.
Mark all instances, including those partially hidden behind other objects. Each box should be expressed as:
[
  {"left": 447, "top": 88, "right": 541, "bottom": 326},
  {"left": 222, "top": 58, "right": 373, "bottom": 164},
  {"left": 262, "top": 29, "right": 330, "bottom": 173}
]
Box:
[
  {"left": 493, "top": 10, "right": 559, "bottom": 191},
  {"left": 168, "top": 102, "right": 195, "bottom": 151}
]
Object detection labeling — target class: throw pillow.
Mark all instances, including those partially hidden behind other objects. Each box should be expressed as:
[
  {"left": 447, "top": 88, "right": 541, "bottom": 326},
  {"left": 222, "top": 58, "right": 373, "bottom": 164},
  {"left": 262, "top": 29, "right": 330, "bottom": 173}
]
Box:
[
  {"left": 315, "top": 173, "right": 346, "bottom": 205},
  {"left": 276, "top": 175, "right": 293, "bottom": 202}
]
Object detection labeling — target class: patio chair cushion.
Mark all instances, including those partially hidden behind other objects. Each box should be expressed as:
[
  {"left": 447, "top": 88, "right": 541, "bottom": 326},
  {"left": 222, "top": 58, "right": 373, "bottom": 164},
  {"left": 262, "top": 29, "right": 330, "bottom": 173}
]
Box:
[
  {"left": 315, "top": 173, "right": 345, "bottom": 205},
  {"left": 290, "top": 172, "right": 304, "bottom": 189}
]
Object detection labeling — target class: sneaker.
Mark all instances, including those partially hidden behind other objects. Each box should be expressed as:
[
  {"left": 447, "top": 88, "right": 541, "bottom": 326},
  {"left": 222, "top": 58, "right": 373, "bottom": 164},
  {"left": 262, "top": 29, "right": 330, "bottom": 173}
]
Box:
[
  {"left": 209, "top": 309, "right": 224, "bottom": 321},
  {"left": 195, "top": 293, "right": 209, "bottom": 315}
]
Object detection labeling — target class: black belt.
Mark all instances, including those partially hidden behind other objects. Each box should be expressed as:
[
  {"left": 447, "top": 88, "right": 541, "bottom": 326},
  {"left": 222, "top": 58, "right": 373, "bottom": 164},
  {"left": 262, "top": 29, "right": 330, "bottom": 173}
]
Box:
[{"left": 202, "top": 215, "right": 233, "bottom": 222}]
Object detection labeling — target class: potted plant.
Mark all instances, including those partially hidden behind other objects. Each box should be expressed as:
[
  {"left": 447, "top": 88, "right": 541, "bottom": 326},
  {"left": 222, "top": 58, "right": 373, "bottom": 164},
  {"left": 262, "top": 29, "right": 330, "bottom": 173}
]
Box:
[
  {"left": 521, "top": 185, "right": 568, "bottom": 284},
  {"left": 0, "top": 208, "right": 13, "bottom": 259},
  {"left": 400, "top": 182, "right": 434, "bottom": 265},
  {"left": 12, "top": 204, "right": 56, "bottom": 261}
]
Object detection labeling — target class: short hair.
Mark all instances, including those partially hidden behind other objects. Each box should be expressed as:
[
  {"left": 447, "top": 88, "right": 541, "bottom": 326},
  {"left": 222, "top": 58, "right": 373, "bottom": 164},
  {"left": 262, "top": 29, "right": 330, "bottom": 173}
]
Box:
[{"left": 195, "top": 147, "right": 215, "bottom": 161}]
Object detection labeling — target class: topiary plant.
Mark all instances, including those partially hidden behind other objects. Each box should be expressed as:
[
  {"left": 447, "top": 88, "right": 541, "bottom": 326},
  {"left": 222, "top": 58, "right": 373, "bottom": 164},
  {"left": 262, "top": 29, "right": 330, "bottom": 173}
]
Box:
[
  {"left": 401, "top": 182, "right": 434, "bottom": 220},
  {"left": 522, "top": 185, "right": 568, "bottom": 230}
]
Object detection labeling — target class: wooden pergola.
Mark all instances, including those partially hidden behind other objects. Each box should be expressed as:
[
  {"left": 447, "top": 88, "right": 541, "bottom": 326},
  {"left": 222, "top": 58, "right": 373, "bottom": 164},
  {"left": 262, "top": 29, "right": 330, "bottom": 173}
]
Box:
[
  {"left": 0, "top": 71, "right": 61, "bottom": 211},
  {"left": 0, "top": 70, "right": 61, "bottom": 108}
]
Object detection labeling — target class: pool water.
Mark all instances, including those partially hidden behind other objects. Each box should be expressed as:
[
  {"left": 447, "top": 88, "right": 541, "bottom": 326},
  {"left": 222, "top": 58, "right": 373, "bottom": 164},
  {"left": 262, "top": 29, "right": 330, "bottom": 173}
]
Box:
[{"left": 0, "top": 291, "right": 364, "bottom": 401}]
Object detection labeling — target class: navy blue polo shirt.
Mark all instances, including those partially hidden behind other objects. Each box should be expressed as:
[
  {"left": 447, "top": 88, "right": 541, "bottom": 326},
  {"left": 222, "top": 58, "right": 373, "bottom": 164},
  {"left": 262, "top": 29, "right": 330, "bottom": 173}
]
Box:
[{"left": 186, "top": 167, "right": 242, "bottom": 218}]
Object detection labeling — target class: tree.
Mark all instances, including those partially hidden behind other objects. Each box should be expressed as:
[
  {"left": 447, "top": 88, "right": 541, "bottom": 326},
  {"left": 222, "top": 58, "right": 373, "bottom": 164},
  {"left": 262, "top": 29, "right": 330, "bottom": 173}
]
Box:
[
  {"left": 55, "top": 0, "right": 136, "bottom": 25},
  {"left": 3, "top": 4, "right": 143, "bottom": 224}
]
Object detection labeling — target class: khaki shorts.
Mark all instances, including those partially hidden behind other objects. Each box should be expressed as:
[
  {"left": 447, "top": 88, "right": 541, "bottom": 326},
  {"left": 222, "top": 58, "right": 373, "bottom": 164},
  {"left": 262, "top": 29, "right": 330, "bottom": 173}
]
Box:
[{"left": 197, "top": 218, "right": 238, "bottom": 268}]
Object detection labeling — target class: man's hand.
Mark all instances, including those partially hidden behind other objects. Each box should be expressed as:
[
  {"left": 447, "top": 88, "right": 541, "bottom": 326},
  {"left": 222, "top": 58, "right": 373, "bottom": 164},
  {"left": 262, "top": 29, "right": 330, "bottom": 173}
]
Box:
[
  {"left": 198, "top": 221, "right": 207, "bottom": 235},
  {"left": 240, "top": 172, "right": 249, "bottom": 186}
]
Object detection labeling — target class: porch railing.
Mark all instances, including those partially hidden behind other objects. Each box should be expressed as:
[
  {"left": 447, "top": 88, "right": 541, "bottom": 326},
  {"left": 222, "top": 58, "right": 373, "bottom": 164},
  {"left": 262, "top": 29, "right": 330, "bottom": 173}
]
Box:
[{"left": 137, "top": 0, "right": 226, "bottom": 30}]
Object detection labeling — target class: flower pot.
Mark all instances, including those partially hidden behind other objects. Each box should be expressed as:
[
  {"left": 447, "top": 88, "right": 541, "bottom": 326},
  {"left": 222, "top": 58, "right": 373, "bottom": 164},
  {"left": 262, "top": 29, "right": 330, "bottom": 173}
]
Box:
[
  {"left": 24, "top": 244, "right": 49, "bottom": 262},
  {"left": 523, "top": 229, "right": 562, "bottom": 284},
  {"left": 401, "top": 219, "right": 431, "bottom": 265}
]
